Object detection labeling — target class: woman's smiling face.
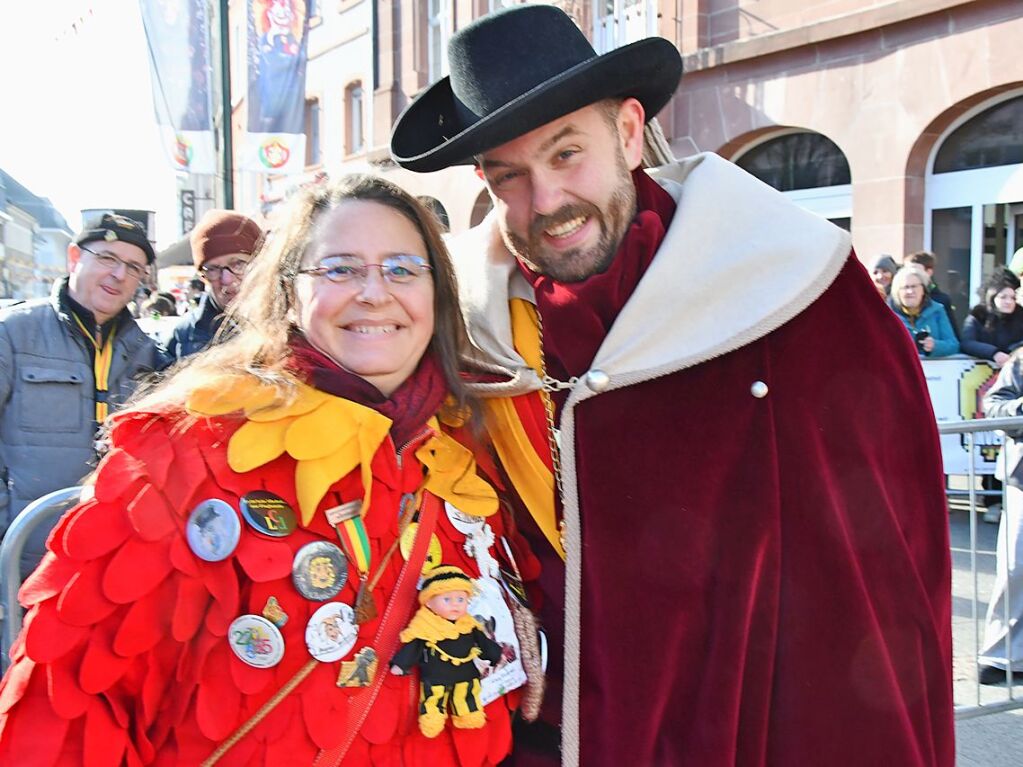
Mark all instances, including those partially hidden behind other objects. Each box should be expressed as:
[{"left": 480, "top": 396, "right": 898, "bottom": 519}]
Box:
[{"left": 293, "top": 200, "right": 435, "bottom": 396}]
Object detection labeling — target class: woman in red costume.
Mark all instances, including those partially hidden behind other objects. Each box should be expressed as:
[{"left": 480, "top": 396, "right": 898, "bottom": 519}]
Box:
[{"left": 0, "top": 175, "right": 540, "bottom": 766}]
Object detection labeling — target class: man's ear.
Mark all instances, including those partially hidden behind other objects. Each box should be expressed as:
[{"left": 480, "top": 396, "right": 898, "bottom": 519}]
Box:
[
  {"left": 474, "top": 164, "right": 486, "bottom": 181},
  {"left": 617, "top": 97, "right": 646, "bottom": 171},
  {"left": 67, "top": 243, "right": 82, "bottom": 273}
]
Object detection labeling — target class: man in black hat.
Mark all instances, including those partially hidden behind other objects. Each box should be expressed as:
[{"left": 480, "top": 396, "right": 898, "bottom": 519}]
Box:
[
  {"left": 391, "top": 6, "right": 953, "bottom": 767},
  {"left": 0, "top": 213, "right": 156, "bottom": 573}
]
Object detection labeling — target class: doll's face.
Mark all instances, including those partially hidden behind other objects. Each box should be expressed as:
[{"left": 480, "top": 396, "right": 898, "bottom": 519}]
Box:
[{"left": 426, "top": 590, "right": 470, "bottom": 621}]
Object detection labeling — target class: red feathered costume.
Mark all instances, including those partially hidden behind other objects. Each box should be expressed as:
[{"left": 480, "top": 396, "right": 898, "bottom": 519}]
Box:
[
  {"left": 0, "top": 371, "right": 538, "bottom": 767},
  {"left": 454, "top": 154, "right": 954, "bottom": 767}
]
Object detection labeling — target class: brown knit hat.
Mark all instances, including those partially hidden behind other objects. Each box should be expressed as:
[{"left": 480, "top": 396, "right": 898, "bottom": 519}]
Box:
[{"left": 190, "top": 209, "right": 263, "bottom": 269}]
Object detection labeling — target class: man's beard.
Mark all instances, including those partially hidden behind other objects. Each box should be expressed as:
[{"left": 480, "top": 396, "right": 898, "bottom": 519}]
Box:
[{"left": 501, "top": 156, "right": 637, "bottom": 284}]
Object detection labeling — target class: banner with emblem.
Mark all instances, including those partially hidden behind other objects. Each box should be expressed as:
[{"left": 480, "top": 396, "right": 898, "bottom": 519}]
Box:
[
  {"left": 240, "top": 0, "right": 309, "bottom": 174},
  {"left": 139, "top": 0, "right": 217, "bottom": 174}
]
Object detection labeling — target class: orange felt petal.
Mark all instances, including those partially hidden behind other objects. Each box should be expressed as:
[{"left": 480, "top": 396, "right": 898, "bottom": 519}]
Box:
[
  {"left": 247, "top": 385, "right": 327, "bottom": 422},
  {"left": 102, "top": 537, "right": 174, "bottom": 604},
  {"left": 127, "top": 483, "right": 178, "bottom": 541},
  {"left": 187, "top": 375, "right": 278, "bottom": 416},
  {"left": 283, "top": 398, "right": 359, "bottom": 460},
  {"left": 228, "top": 418, "right": 291, "bottom": 473}
]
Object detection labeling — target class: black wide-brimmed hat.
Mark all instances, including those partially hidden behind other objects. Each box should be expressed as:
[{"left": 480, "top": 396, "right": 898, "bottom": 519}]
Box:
[{"left": 390, "top": 5, "right": 683, "bottom": 173}]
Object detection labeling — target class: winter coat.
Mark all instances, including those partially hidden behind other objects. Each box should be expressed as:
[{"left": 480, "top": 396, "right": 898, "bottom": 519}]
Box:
[
  {"left": 157, "top": 291, "right": 223, "bottom": 369},
  {"left": 888, "top": 296, "right": 960, "bottom": 357},
  {"left": 0, "top": 278, "right": 155, "bottom": 541},
  {"left": 0, "top": 376, "right": 536, "bottom": 766},
  {"left": 960, "top": 305, "right": 1023, "bottom": 361},
  {"left": 451, "top": 153, "right": 953, "bottom": 767}
]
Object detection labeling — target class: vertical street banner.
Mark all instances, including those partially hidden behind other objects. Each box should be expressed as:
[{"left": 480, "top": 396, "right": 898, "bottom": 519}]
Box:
[
  {"left": 241, "top": 0, "right": 309, "bottom": 174},
  {"left": 139, "top": 0, "right": 216, "bottom": 174}
]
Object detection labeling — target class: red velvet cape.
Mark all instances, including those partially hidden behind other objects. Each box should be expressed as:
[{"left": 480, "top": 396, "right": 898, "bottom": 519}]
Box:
[{"left": 512, "top": 256, "right": 954, "bottom": 766}]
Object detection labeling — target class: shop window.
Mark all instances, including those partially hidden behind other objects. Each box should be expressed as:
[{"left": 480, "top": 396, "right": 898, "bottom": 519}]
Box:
[
  {"left": 346, "top": 82, "right": 364, "bottom": 155},
  {"left": 735, "top": 132, "right": 850, "bottom": 192},
  {"left": 934, "top": 96, "right": 1023, "bottom": 174},
  {"left": 305, "top": 97, "right": 321, "bottom": 166}
]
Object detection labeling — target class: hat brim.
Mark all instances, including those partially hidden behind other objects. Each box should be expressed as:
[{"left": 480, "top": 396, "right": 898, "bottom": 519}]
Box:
[{"left": 391, "top": 37, "right": 682, "bottom": 173}]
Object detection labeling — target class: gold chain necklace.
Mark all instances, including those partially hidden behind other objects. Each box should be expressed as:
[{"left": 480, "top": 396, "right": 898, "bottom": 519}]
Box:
[{"left": 534, "top": 306, "right": 571, "bottom": 549}]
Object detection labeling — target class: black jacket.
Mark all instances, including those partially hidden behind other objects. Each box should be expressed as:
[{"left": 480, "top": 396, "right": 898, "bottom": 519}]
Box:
[
  {"left": 156, "top": 292, "right": 223, "bottom": 369},
  {"left": 960, "top": 304, "right": 1023, "bottom": 361}
]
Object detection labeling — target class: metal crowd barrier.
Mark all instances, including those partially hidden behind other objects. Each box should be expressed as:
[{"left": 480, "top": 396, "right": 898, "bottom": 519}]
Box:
[
  {"left": 0, "top": 486, "right": 81, "bottom": 673},
  {"left": 939, "top": 417, "right": 1023, "bottom": 720}
]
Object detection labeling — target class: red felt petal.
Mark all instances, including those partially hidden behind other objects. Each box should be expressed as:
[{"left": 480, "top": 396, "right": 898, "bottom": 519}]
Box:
[
  {"left": 25, "top": 601, "right": 88, "bottom": 663},
  {"left": 451, "top": 715, "right": 489, "bottom": 767},
  {"left": 79, "top": 620, "right": 131, "bottom": 694},
  {"left": 169, "top": 533, "right": 200, "bottom": 576},
  {"left": 229, "top": 652, "right": 274, "bottom": 697},
  {"left": 62, "top": 499, "right": 133, "bottom": 561},
  {"left": 124, "top": 417, "right": 174, "bottom": 489},
  {"left": 484, "top": 701, "right": 512, "bottom": 765},
  {"left": 236, "top": 535, "right": 294, "bottom": 582},
  {"left": 0, "top": 657, "right": 35, "bottom": 714},
  {"left": 102, "top": 537, "right": 173, "bottom": 604},
  {"left": 92, "top": 449, "right": 147, "bottom": 504},
  {"left": 113, "top": 578, "right": 175, "bottom": 656},
  {"left": 360, "top": 676, "right": 400, "bottom": 744},
  {"left": 256, "top": 692, "right": 299, "bottom": 744},
  {"left": 198, "top": 558, "right": 240, "bottom": 620},
  {"left": 57, "top": 558, "right": 119, "bottom": 626},
  {"left": 84, "top": 697, "right": 127, "bottom": 767},
  {"left": 301, "top": 667, "right": 348, "bottom": 749},
  {"left": 47, "top": 645, "right": 91, "bottom": 719},
  {"left": 0, "top": 668, "right": 71, "bottom": 766},
  {"left": 127, "top": 483, "right": 178, "bottom": 541},
  {"left": 195, "top": 644, "right": 242, "bottom": 741},
  {"left": 49, "top": 499, "right": 96, "bottom": 559},
  {"left": 204, "top": 597, "right": 233, "bottom": 636},
  {"left": 172, "top": 576, "right": 210, "bottom": 642},
  {"left": 18, "top": 552, "right": 78, "bottom": 607},
  {"left": 265, "top": 721, "right": 317, "bottom": 764},
  {"left": 163, "top": 435, "right": 211, "bottom": 512}
]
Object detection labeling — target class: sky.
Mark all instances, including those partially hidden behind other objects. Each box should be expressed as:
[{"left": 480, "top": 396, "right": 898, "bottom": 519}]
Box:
[{"left": 0, "top": 0, "right": 181, "bottom": 248}]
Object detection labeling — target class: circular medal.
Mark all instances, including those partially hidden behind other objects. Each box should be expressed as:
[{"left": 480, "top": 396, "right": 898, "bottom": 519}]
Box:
[
  {"left": 228, "top": 614, "right": 285, "bottom": 668},
  {"left": 445, "top": 501, "right": 485, "bottom": 535},
  {"left": 240, "top": 491, "right": 297, "bottom": 538},
  {"left": 399, "top": 523, "right": 443, "bottom": 573},
  {"left": 305, "top": 602, "right": 358, "bottom": 662},
  {"left": 186, "top": 499, "right": 241, "bottom": 562},
  {"left": 292, "top": 541, "right": 348, "bottom": 601}
]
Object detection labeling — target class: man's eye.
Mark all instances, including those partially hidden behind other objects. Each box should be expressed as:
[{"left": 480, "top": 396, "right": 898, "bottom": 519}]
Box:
[
  {"left": 557, "top": 149, "right": 578, "bottom": 161},
  {"left": 495, "top": 171, "right": 521, "bottom": 186}
]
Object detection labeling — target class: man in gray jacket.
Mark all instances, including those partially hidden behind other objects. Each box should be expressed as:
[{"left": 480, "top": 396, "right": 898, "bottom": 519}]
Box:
[{"left": 0, "top": 213, "right": 157, "bottom": 572}]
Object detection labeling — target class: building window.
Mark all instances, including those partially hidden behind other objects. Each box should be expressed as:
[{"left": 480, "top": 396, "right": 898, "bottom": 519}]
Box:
[
  {"left": 427, "top": 0, "right": 450, "bottom": 82},
  {"left": 735, "top": 132, "right": 851, "bottom": 191},
  {"left": 594, "top": 0, "right": 655, "bottom": 54},
  {"left": 305, "top": 97, "right": 321, "bottom": 166},
  {"left": 346, "top": 82, "right": 364, "bottom": 155},
  {"left": 934, "top": 96, "right": 1023, "bottom": 174},
  {"left": 418, "top": 196, "right": 450, "bottom": 232}
]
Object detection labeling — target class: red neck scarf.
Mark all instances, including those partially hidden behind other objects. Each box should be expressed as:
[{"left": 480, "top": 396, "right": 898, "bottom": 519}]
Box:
[
  {"left": 287, "top": 334, "right": 448, "bottom": 448},
  {"left": 519, "top": 168, "right": 677, "bottom": 389}
]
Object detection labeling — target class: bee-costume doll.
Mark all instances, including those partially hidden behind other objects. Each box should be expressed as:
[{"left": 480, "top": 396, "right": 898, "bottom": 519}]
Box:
[{"left": 390, "top": 565, "right": 503, "bottom": 737}]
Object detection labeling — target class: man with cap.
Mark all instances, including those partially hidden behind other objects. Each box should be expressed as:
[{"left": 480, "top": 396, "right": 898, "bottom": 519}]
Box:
[
  {"left": 157, "top": 209, "right": 262, "bottom": 368},
  {"left": 391, "top": 6, "right": 952, "bottom": 767},
  {"left": 0, "top": 213, "right": 157, "bottom": 572}
]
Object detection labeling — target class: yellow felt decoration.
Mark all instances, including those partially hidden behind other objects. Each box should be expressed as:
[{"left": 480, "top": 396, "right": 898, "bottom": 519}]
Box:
[
  {"left": 227, "top": 417, "right": 295, "bottom": 473},
  {"left": 417, "top": 429, "right": 498, "bottom": 518}
]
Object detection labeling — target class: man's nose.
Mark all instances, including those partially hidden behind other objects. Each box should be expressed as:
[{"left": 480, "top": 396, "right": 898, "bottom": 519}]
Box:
[{"left": 530, "top": 170, "right": 565, "bottom": 217}]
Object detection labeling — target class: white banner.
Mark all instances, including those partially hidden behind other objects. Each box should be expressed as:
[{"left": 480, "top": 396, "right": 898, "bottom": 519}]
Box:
[
  {"left": 921, "top": 355, "right": 1001, "bottom": 475},
  {"left": 239, "top": 133, "right": 307, "bottom": 175}
]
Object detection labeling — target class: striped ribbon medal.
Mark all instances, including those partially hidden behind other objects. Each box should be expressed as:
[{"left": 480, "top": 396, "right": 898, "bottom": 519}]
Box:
[{"left": 326, "top": 500, "right": 375, "bottom": 624}]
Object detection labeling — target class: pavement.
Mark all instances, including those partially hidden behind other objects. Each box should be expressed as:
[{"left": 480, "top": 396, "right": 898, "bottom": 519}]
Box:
[{"left": 949, "top": 502, "right": 1023, "bottom": 765}]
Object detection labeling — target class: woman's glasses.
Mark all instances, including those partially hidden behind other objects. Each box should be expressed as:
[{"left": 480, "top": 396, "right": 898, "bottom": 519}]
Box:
[{"left": 298, "top": 254, "right": 433, "bottom": 284}]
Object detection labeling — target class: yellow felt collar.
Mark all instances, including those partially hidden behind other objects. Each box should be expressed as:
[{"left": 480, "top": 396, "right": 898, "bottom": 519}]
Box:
[
  {"left": 398, "top": 605, "right": 481, "bottom": 644},
  {"left": 186, "top": 376, "right": 497, "bottom": 524}
]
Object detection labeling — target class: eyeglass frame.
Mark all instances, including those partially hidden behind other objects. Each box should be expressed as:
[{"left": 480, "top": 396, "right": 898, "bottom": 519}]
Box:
[
  {"left": 79, "top": 245, "right": 150, "bottom": 282},
  {"left": 198, "top": 257, "right": 253, "bottom": 282},
  {"left": 295, "top": 254, "right": 434, "bottom": 285}
]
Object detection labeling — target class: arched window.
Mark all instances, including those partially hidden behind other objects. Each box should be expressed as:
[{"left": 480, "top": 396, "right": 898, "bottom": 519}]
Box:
[
  {"left": 735, "top": 132, "right": 850, "bottom": 191},
  {"left": 469, "top": 190, "right": 493, "bottom": 228},
  {"left": 345, "top": 82, "right": 364, "bottom": 155},
  {"left": 933, "top": 97, "right": 1023, "bottom": 174},
  {"left": 733, "top": 131, "right": 852, "bottom": 229},
  {"left": 418, "top": 196, "right": 450, "bottom": 232}
]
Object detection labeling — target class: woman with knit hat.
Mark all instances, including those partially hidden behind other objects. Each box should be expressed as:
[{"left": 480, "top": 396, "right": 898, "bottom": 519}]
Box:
[{"left": 0, "top": 175, "right": 541, "bottom": 766}]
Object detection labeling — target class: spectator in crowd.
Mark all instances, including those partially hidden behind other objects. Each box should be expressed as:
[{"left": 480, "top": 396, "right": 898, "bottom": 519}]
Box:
[
  {"left": 870, "top": 254, "right": 898, "bottom": 297},
  {"left": 158, "top": 209, "right": 263, "bottom": 368},
  {"left": 0, "top": 213, "right": 157, "bottom": 571},
  {"left": 978, "top": 350, "right": 1023, "bottom": 683},
  {"left": 141, "top": 293, "right": 177, "bottom": 318},
  {"left": 905, "top": 250, "right": 959, "bottom": 338},
  {"left": 186, "top": 277, "right": 204, "bottom": 308},
  {"left": 960, "top": 268, "right": 1023, "bottom": 367},
  {"left": 390, "top": 6, "right": 954, "bottom": 765},
  {"left": 889, "top": 264, "right": 960, "bottom": 357}
]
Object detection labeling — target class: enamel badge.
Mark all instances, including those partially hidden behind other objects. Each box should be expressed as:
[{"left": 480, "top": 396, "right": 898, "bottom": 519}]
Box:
[
  {"left": 292, "top": 541, "right": 348, "bottom": 601},
  {"left": 240, "top": 491, "right": 297, "bottom": 537},
  {"left": 306, "top": 602, "right": 359, "bottom": 662},
  {"left": 186, "top": 499, "right": 241, "bottom": 562},
  {"left": 228, "top": 614, "right": 285, "bottom": 668}
]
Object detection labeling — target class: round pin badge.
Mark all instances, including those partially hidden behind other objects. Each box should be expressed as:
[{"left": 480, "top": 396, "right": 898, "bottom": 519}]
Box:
[
  {"left": 292, "top": 541, "right": 348, "bottom": 601},
  {"left": 240, "top": 491, "right": 297, "bottom": 538},
  {"left": 399, "top": 523, "right": 443, "bottom": 573},
  {"left": 228, "top": 614, "right": 285, "bottom": 668},
  {"left": 305, "top": 602, "right": 359, "bottom": 662},
  {"left": 445, "top": 501, "right": 485, "bottom": 535},
  {"left": 186, "top": 499, "right": 241, "bottom": 562}
]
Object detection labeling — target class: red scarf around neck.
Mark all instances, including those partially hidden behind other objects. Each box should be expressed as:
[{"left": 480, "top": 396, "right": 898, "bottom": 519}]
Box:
[
  {"left": 519, "top": 168, "right": 677, "bottom": 394},
  {"left": 287, "top": 334, "right": 448, "bottom": 448}
]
